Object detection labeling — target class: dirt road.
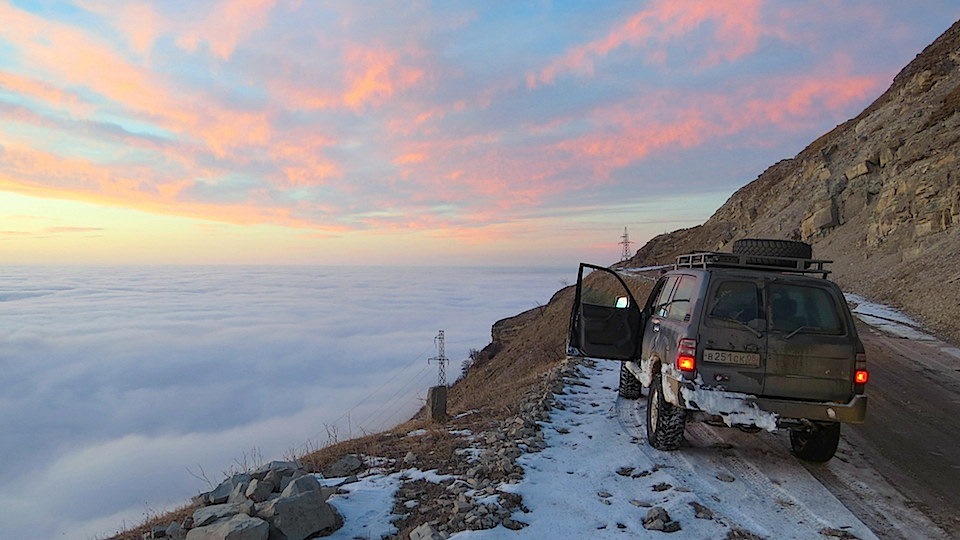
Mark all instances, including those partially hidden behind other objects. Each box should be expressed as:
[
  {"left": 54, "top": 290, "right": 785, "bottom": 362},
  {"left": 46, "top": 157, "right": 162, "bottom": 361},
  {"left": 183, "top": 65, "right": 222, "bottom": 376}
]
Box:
[{"left": 823, "top": 324, "right": 960, "bottom": 535}]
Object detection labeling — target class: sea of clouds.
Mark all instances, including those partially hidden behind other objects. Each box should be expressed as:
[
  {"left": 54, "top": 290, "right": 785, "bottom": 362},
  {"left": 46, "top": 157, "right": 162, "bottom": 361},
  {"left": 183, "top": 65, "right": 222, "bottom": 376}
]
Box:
[{"left": 0, "top": 265, "right": 572, "bottom": 539}]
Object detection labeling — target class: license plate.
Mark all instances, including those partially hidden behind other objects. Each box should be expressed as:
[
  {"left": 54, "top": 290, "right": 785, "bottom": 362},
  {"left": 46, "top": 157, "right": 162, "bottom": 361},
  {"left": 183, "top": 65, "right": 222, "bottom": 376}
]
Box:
[{"left": 704, "top": 349, "right": 760, "bottom": 367}]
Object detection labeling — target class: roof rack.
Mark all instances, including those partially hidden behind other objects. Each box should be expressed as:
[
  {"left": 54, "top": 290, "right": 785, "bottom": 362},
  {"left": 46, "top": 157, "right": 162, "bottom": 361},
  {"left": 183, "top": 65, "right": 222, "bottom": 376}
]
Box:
[{"left": 675, "top": 251, "right": 832, "bottom": 278}]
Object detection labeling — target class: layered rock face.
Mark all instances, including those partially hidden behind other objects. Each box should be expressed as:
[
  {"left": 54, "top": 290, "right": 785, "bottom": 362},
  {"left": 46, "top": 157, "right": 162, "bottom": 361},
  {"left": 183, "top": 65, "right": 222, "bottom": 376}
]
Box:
[{"left": 625, "top": 19, "right": 960, "bottom": 343}]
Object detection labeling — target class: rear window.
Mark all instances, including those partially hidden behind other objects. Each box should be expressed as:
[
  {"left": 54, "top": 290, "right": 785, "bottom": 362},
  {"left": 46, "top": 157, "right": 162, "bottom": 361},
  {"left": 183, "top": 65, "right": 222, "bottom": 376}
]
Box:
[
  {"left": 708, "top": 281, "right": 761, "bottom": 323},
  {"left": 768, "top": 283, "right": 843, "bottom": 334}
]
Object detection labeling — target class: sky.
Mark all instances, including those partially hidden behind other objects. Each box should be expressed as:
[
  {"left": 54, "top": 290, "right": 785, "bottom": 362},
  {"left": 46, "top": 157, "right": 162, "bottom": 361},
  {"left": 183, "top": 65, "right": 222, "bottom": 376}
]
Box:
[
  {"left": 0, "top": 1, "right": 958, "bottom": 266},
  {"left": 0, "top": 265, "right": 573, "bottom": 539}
]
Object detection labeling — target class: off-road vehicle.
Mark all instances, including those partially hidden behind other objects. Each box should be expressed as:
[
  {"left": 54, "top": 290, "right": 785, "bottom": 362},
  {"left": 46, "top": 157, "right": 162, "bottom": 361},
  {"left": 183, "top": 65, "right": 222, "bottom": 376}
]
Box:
[{"left": 567, "top": 239, "right": 868, "bottom": 462}]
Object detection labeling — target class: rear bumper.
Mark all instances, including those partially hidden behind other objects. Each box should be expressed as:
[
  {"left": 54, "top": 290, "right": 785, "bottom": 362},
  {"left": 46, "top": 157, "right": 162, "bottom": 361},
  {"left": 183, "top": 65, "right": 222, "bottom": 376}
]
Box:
[
  {"left": 668, "top": 375, "right": 867, "bottom": 428},
  {"left": 752, "top": 394, "right": 867, "bottom": 425}
]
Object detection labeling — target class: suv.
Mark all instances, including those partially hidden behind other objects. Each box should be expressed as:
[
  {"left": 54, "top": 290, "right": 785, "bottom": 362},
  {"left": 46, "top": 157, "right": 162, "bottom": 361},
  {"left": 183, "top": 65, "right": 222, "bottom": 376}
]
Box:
[{"left": 567, "top": 239, "right": 867, "bottom": 462}]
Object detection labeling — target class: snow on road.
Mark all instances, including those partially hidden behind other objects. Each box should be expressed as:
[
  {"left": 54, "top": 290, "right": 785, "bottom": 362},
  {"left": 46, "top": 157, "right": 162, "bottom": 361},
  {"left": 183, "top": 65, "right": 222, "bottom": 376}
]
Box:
[{"left": 490, "top": 360, "right": 876, "bottom": 539}]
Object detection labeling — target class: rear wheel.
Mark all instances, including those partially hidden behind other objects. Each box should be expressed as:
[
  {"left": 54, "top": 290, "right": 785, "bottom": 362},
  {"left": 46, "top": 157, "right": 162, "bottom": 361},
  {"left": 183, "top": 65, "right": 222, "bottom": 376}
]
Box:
[
  {"left": 646, "top": 373, "right": 685, "bottom": 450},
  {"left": 790, "top": 422, "right": 841, "bottom": 462},
  {"left": 619, "top": 362, "right": 642, "bottom": 399}
]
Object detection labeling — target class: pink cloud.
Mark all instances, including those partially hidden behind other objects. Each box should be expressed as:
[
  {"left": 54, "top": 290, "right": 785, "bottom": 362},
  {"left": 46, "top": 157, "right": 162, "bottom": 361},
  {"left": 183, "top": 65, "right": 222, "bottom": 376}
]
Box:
[
  {"left": 549, "top": 68, "right": 881, "bottom": 178},
  {"left": 175, "top": 0, "right": 278, "bottom": 60},
  {"left": 529, "top": 0, "right": 764, "bottom": 87},
  {"left": 342, "top": 46, "right": 424, "bottom": 111}
]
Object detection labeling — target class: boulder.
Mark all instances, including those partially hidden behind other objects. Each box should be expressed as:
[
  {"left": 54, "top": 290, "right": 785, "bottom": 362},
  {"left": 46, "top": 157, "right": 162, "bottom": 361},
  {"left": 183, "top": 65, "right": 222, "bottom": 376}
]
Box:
[
  {"left": 280, "top": 474, "right": 322, "bottom": 498},
  {"left": 252, "top": 460, "right": 300, "bottom": 481},
  {"left": 322, "top": 454, "right": 363, "bottom": 478},
  {"left": 193, "top": 501, "right": 254, "bottom": 528},
  {"left": 209, "top": 474, "right": 251, "bottom": 505},
  {"left": 256, "top": 490, "right": 342, "bottom": 540},
  {"left": 245, "top": 479, "right": 274, "bottom": 503},
  {"left": 184, "top": 514, "right": 269, "bottom": 540}
]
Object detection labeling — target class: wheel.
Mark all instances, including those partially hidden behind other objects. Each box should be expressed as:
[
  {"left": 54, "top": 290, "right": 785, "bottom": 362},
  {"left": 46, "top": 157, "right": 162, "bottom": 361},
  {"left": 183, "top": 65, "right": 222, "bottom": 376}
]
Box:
[
  {"left": 619, "top": 362, "right": 642, "bottom": 399},
  {"left": 646, "top": 373, "right": 686, "bottom": 450},
  {"left": 733, "top": 238, "right": 812, "bottom": 258},
  {"left": 790, "top": 422, "right": 841, "bottom": 462}
]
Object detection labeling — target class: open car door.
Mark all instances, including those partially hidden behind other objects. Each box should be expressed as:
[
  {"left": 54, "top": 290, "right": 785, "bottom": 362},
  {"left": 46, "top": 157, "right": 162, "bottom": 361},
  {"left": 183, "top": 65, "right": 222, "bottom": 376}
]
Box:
[{"left": 567, "top": 263, "right": 645, "bottom": 360}]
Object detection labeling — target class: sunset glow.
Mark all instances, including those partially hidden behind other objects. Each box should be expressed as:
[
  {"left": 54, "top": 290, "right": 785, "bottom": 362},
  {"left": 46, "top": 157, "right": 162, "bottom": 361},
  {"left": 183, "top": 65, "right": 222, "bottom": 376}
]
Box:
[{"left": 0, "top": 1, "right": 955, "bottom": 265}]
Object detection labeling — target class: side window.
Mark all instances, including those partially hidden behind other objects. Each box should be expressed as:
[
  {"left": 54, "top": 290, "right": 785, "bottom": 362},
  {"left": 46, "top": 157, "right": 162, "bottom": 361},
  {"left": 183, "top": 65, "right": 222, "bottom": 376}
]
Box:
[
  {"left": 652, "top": 276, "right": 678, "bottom": 317},
  {"left": 709, "top": 281, "right": 761, "bottom": 323},
  {"left": 666, "top": 276, "right": 697, "bottom": 321}
]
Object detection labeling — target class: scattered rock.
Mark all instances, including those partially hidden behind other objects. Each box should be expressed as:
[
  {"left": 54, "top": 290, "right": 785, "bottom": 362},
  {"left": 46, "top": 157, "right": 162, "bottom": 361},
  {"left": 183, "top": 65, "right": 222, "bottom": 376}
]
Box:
[
  {"left": 652, "top": 482, "right": 672, "bottom": 492},
  {"left": 643, "top": 506, "right": 681, "bottom": 533},
  {"left": 716, "top": 473, "right": 736, "bottom": 483},
  {"left": 689, "top": 501, "right": 714, "bottom": 519},
  {"left": 158, "top": 461, "right": 342, "bottom": 540}
]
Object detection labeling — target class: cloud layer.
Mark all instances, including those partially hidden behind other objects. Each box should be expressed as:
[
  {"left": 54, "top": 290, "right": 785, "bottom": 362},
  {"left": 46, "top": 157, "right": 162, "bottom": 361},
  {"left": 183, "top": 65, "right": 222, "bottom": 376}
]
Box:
[
  {"left": 1, "top": 1, "right": 956, "bottom": 264},
  {"left": 0, "top": 265, "right": 571, "bottom": 539}
]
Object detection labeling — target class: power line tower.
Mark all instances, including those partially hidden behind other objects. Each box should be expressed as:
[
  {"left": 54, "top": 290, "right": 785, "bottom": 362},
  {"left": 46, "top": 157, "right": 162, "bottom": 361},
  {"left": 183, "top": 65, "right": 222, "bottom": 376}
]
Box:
[
  {"left": 428, "top": 330, "right": 449, "bottom": 386},
  {"left": 619, "top": 227, "right": 633, "bottom": 261}
]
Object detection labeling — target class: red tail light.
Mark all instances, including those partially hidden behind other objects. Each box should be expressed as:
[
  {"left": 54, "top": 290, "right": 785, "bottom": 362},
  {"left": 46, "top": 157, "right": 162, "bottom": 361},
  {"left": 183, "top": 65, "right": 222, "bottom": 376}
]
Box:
[
  {"left": 676, "top": 338, "right": 697, "bottom": 372},
  {"left": 855, "top": 352, "right": 868, "bottom": 385}
]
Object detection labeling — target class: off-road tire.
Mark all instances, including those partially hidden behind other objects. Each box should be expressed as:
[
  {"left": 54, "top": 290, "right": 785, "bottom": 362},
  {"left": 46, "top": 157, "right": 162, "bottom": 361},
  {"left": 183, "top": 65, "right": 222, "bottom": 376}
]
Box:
[
  {"left": 732, "top": 238, "right": 812, "bottom": 259},
  {"left": 646, "top": 373, "right": 686, "bottom": 450},
  {"left": 790, "top": 422, "right": 841, "bottom": 462},
  {"left": 618, "top": 362, "right": 642, "bottom": 399}
]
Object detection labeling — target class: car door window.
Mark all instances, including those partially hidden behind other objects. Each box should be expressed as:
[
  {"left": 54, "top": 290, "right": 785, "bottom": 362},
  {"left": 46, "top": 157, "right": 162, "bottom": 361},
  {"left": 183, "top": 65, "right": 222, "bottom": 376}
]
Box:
[
  {"left": 666, "top": 275, "right": 697, "bottom": 321},
  {"left": 652, "top": 276, "right": 678, "bottom": 317}
]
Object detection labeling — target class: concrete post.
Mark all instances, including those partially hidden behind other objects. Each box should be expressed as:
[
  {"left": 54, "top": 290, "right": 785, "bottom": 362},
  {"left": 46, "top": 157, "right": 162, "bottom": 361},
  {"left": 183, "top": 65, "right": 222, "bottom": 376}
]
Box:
[{"left": 428, "top": 385, "right": 447, "bottom": 422}]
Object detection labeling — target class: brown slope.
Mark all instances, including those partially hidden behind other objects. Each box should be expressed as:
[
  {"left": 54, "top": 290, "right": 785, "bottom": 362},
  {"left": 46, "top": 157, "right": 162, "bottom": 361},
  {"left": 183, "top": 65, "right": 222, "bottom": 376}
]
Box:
[{"left": 623, "top": 19, "right": 960, "bottom": 344}]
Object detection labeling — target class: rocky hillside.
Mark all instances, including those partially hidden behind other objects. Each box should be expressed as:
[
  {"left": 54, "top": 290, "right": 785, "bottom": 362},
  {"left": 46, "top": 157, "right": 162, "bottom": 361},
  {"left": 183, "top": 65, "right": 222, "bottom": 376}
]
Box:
[{"left": 622, "top": 19, "right": 960, "bottom": 344}]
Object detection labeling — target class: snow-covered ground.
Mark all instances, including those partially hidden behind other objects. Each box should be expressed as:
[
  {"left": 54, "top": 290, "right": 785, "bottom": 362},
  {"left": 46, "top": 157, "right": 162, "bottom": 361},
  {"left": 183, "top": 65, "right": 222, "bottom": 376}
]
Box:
[{"left": 316, "top": 298, "right": 950, "bottom": 539}]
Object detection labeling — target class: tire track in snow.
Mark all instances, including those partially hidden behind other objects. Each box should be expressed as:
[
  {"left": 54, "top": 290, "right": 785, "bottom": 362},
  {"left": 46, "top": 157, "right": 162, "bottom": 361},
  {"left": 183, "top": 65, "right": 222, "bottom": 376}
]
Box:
[{"left": 615, "top": 387, "right": 876, "bottom": 539}]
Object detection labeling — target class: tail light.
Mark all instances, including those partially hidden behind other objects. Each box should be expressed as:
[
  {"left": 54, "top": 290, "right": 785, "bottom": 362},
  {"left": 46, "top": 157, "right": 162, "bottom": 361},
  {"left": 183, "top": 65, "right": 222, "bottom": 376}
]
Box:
[
  {"left": 854, "top": 352, "right": 868, "bottom": 385},
  {"left": 676, "top": 338, "right": 697, "bottom": 373}
]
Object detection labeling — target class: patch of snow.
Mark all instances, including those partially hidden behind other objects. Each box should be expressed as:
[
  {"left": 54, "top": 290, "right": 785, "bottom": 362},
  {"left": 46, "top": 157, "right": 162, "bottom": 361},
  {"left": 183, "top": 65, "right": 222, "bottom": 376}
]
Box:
[
  {"left": 324, "top": 467, "right": 456, "bottom": 539},
  {"left": 400, "top": 468, "right": 454, "bottom": 483},
  {"left": 488, "top": 361, "right": 876, "bottom": 539},
  {"left": 680, "top": 376, "right": 779, "bottom": 432},
  {"left": 449, "top": 429, "right": 473, "bottom": 437},
  {"left": 324, "top": 472, "right": 402, "bottom": 539},
  {"left": 406, "top": 428, "right": 429, "bottom": 437},
  {"left": 845, "top": 293, "right": 936, "bottom": 341}
]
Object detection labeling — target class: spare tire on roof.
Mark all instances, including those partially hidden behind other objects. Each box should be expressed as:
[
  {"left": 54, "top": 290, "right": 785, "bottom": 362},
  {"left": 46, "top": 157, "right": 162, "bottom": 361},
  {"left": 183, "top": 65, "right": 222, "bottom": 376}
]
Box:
[{"left": 732, "top": 238, "right": 812, "bottom": 259}]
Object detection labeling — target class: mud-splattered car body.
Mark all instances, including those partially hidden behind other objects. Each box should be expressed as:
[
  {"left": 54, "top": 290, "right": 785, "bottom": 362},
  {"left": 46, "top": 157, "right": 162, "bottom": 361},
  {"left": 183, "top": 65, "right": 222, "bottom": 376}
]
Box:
[{"left": 567, "top": 240, "right": 868, "bottom": 462}]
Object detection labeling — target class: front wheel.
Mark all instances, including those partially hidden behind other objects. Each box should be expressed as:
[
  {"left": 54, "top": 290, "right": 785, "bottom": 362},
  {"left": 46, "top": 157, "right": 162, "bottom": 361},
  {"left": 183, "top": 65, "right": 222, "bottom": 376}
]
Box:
[
  {"left": 646, "top": 373, "right": 686, "bottom": 450},
  {"left": 790, "top": 422, "right": 840, "bottom": 462},
  {"left": 619, "top": 362, "right": 642, "bottom": 399}
]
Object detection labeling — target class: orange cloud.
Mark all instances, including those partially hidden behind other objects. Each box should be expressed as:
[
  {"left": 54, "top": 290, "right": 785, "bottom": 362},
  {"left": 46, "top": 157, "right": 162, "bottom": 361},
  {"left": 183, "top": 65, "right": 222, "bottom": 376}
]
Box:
[
  {"left": 343, "top": 46, "right": 423, "bottom": 111},
  {"left": 530, "top": 0, "right": 763, "bottom": 87},
  {"left": 0, "top": 142, "right": 346, "bottom": 232}
]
